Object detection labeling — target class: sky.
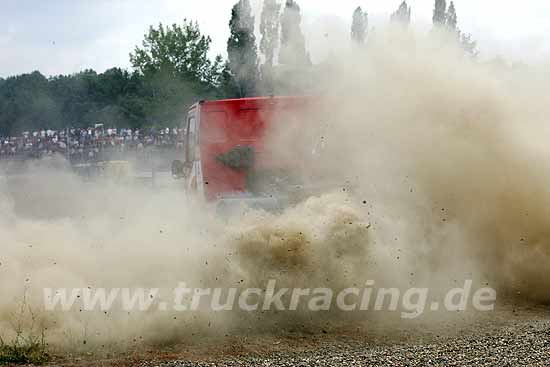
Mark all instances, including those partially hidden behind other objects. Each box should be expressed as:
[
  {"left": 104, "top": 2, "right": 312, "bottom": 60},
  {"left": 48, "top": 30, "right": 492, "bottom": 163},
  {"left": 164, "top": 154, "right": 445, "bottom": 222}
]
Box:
[{"left": 1, "top": 0, "right": 549, "bottom": 77}]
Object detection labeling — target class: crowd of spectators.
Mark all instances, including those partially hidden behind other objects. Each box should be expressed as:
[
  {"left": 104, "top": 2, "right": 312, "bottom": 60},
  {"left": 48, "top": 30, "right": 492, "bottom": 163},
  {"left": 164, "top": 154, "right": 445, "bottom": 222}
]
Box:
[{"left": 0, "top": 126, "right": 182, "bottom": 163}]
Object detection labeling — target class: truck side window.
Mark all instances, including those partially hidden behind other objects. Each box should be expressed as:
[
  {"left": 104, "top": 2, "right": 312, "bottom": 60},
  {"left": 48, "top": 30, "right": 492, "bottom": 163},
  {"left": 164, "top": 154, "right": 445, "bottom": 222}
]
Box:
[{"left": 185, "top": 116, "right": 197, "bottom": 162}]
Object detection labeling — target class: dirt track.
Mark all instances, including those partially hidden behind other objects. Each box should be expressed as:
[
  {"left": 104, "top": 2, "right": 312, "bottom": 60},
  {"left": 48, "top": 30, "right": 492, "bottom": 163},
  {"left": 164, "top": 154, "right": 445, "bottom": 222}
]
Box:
[{"left": 46, "top": 301, "right": 550, "bottom": 367}]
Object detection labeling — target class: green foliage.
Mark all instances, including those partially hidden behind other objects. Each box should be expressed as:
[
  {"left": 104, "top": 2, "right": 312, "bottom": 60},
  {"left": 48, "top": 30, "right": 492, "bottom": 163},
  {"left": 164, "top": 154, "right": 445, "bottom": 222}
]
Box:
[
  {"left": 0, "top": 20, "right": 229, "bottom": 135},
  {"left": 431, "top": 0, "right": 478, "bottom": 58},
  {"left": 446, "top": 1, "right": 457, "bottom": 31},
  {"left": 351, "top": 6, "right": 368, "bottom": 45},
  {"left": 227, "top": 0, "right": 260, "bottom": 97},
  {"left": 140, "top": 69, "right": 198, "bottom": 128},
  {"left": 50, "top": 68, "right": 145, "bottom": 129},
  {"left": 279, "top": 0, "right": 310, "bottom": 66},
  {"left": 390, "top": 1, "right": 411, "bottom": 25},
  {"left": 129, "top": 20, "right": 227, "bottom": 122},
  {"left": 260, "top": 0, "right": 281, "bottom": 67},
  {"left": 260, "top": 0, "right": 282, "bottom": 94},
  {"left": 449, "top": 2, "right": 478, "bottom": 58},
  {"left": 130, "top": 20, "right": 219, "bottom": 86},
  {"left": 460, "top": 32, "right": 478, "bottom": 58},
  {"left": 0, "top": 3, "right": 484, "bottom": 135},
  {"left": 0, "top": 71, "right": 61, "bottom": 134},
  {"left": 0, "top": 68, "right": 150, "bottom": 135},
  {"left": 433, "top": 0, "right": 447, "bottom": 26}
]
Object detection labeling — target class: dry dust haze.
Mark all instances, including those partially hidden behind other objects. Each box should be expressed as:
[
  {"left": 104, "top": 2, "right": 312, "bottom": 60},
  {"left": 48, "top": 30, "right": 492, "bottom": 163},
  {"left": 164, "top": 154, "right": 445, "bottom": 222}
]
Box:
[{"left": 1, "top": 26, "right": 550, "bottom": 354}]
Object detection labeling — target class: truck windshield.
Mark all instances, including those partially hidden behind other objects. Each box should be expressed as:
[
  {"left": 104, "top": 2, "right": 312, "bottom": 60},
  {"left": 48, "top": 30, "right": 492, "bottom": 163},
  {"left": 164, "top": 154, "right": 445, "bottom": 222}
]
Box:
[
  {"left": 243, "top": 112, "right": 330, "bottom": 197},
  {"left": 245, "top": 168, "right": 303, "bottom": 196}
]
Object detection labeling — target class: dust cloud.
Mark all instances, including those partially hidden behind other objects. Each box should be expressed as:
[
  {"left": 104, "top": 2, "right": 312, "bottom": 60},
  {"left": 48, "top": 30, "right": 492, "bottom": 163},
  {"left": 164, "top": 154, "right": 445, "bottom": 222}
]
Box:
[
  {"left": 0, "top": 158, "right": 372, "bottom": 351},
  {"left": 268, "top": 26, "right": 550, "bottom": 300},
  {"left": 1, "top": 26, "right": 550, "bottom": 353}
]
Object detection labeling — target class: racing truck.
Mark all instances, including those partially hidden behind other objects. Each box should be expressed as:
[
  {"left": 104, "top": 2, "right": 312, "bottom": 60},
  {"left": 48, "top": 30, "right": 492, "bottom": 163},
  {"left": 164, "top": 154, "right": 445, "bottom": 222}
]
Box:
[{"left": 172, "top": 96, "right": 327, "bottom": 211}]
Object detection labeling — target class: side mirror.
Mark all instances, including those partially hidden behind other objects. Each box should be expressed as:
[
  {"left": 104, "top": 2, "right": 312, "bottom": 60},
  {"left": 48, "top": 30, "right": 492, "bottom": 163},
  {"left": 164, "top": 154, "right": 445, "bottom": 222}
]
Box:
[{"left": 171, "top": 160, "right": 187, "bottom": 179}]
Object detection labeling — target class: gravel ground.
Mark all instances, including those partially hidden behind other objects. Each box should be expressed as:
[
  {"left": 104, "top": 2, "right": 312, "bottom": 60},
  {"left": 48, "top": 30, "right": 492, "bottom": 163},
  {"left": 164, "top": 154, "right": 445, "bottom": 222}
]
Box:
[
  {"left": 49, "top": 304, "right": 550, "bottom": 367},
  {"left": 135, "top": 319, "right": 550, "bottom": 367}
]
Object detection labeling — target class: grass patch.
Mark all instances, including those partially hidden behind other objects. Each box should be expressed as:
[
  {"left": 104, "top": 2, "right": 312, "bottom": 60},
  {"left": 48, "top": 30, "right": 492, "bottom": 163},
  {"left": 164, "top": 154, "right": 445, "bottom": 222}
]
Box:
[
  {"left": 0, "top": 291, "right": 50, "bottom": 365},
  {"left": 0, "top": 337, "right": 49, "bottom": 365}
]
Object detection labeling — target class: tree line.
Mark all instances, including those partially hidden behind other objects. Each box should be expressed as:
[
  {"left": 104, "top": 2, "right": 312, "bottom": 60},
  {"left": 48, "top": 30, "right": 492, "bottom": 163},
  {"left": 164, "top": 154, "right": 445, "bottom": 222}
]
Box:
[{"left": 0, "top": 0, "right": 476, "bottom": 135}]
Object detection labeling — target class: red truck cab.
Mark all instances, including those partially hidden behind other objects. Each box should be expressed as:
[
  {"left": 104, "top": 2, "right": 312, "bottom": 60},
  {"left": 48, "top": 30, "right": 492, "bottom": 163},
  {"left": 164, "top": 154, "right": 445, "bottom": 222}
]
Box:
[{"left": 173, "top": 96, "right": 315, "bottom": 203}]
